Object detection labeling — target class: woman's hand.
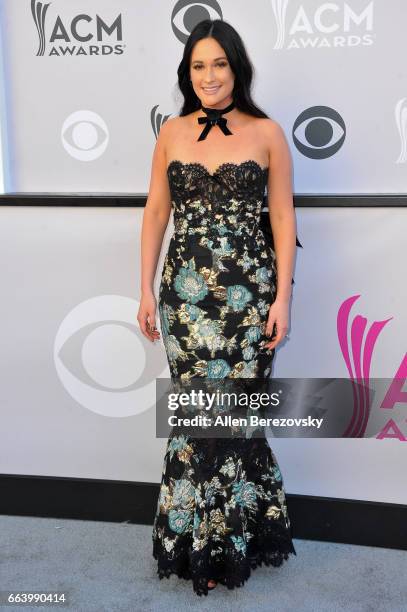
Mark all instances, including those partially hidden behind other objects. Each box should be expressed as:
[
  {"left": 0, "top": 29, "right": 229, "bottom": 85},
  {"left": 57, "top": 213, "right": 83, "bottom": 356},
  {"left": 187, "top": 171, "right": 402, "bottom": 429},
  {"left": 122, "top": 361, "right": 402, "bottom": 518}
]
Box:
[
  {"left": 263, "top": 297, "right": 290, "bottom": 350},
  {"left": 137, "top": 291, "right": 161, "bottom": 343}
]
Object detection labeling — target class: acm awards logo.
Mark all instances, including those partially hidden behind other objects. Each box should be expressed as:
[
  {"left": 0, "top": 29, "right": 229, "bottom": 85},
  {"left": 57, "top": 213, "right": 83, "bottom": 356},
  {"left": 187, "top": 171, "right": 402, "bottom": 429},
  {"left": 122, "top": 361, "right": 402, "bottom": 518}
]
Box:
[
  {"left": 271, "top": 0, "right": 374, "bottom": 50},
  {"left": 150, "top": 105, "right": 172, "bottom": 139},
  {"left": 168, "top": 0, "right": 374, "bottom": 48},
  {"left": 31, "top": 0, "right": 125, "bottom": 57},
  {"left": 338, "top": 295, "right": 407, "bottom": 441},
  {"left": 395, "top": 98, "right": 407, "bottom": 164}
]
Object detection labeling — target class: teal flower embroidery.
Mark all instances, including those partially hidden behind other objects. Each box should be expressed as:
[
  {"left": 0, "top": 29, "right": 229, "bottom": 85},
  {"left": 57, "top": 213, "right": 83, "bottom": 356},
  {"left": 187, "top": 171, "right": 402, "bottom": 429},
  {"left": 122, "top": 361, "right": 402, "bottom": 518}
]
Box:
[
  {"left": 167, "top": 435, "right": 189, "bottom": 460},
  {"left": 232, "top": 480, "right": 258, "bottom": 511},
  {"left": 219, "top": 456, "right": 236, "bottom": 478},
  {"left": 163, "top": 334, "right": 187, "bottom": 362},
  {"left": 184, "top": 304, "right": 203, "bottom": 321},
  {"left": 243, "top": 345, "right": 255, "bottom": 361},
  {"left": 212, "top": 237, "right": 234, "bottom": 257},
  {"left": 196, "top": 319, "right": 222, "bottom": 338},
  {"left": 159, "top": 303, "right": 172, "bottom": 336},
  {"left": 174, "top": 261, "right": 208, "bottom": 304},
  {"left": 226, "top": 285, "right": 252, "bottom": 312},
  {"left": 210, "top": 222, "right": 232, "bottom": 236},
  {"left": 168, "top": 509, "right": 192, "bottom": 534},
  {"left": 257, "top": 298, "right": 270, "bottom": 316},
  {"left": 238, "top": 252, "right": 258, "bottom": 273},
  {"left": 207, "top": 359, "right": 231, "bottom": 379},
  {"left": 272, "top": 465, "right": 282, "bottom": 481},
  {"left": 256, "top": 266, "right": 270, "bottom": 283},
  {"left": 173, "top": 479, "right": 195, "bottom": 509},
  {"left": 193, "top": 513, "right": 201, "bottom": 531},
  {"left": 245, "top": 326, "right": 262, "bottom": 343},
  {"left": 230, "top": 535, "right": 247, "bottom": 554}
]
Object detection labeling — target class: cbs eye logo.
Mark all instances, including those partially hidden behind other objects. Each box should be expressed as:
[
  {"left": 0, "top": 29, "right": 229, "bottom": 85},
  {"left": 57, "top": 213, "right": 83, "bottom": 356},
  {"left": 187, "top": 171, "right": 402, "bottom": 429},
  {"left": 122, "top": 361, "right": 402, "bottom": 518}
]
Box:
[
  {"left": 171, "top": 0, "right": 223, "bottom": 43},
  {"left": 61, "top": 110, "right": 109, "bottom": 161},
  {"left": 293, "top": 106, "right": 346, "bottom": 159},
  {"left": 54, "top": 295, "right": 169, "bottom": 417}
]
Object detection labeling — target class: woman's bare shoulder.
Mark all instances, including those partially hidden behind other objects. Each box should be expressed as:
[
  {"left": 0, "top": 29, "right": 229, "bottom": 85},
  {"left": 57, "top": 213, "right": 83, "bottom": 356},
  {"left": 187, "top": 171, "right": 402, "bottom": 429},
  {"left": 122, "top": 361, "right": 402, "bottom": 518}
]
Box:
[
  {"left": 159, "top": 115, "right": 178, "bottom": 136},
  {"left": 254, "top": 116, "right": 285, "bottom": 135},
  {"left": 257, "top": 117, "right": 285, "bottom": 142},
  {"left": 162, "top": 114, "right": 191, "bottom": 129},
  {"left": 158, "top": 115, "right": 190, "bottom": 141}
]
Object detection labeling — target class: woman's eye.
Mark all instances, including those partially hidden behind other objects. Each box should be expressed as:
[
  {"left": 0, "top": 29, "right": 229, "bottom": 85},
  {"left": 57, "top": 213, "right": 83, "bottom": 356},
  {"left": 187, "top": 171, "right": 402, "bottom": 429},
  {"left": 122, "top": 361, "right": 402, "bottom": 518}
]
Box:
[{"left": 193, "top": 62, "right": 228, "bottom": 70}]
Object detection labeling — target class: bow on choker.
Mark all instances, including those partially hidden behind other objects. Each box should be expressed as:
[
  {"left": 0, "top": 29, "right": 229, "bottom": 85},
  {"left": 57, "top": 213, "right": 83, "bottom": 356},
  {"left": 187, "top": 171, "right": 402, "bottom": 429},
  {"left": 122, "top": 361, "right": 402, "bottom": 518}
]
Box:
[{"left": 197, "top": 100, "right": 235, "bottom": 141}]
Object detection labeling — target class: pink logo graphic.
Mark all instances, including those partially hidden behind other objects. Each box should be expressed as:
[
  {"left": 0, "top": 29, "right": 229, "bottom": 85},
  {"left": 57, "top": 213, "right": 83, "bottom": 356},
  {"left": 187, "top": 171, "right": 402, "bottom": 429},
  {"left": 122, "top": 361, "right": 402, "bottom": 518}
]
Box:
[
  {"left": 337, "top": 295, "right": 393, "bottom": 437},
  {"left": 377, "top": 355, "right": 407, "bottom": 440}
]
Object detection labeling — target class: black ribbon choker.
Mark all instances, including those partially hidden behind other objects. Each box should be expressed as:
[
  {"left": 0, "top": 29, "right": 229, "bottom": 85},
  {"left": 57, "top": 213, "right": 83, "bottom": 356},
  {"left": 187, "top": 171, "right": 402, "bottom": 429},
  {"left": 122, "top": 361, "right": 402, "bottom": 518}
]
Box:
[{"left": 197, "top": 100, "right": 235, "bottom": 141}]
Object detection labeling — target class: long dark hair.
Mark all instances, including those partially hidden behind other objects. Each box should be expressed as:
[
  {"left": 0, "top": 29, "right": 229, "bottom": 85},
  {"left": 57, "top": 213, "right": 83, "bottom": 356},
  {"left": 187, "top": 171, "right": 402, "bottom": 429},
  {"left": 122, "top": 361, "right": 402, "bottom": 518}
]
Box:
[{"left": 177, "top": 19, "right": 269, "bottom": 119}]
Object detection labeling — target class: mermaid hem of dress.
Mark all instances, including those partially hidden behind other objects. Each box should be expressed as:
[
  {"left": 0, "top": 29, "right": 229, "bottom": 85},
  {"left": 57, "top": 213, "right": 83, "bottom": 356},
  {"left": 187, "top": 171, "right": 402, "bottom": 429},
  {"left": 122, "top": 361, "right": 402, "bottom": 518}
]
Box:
[{"left": 152, "top": 521, "right": 297, "bottom": 597}]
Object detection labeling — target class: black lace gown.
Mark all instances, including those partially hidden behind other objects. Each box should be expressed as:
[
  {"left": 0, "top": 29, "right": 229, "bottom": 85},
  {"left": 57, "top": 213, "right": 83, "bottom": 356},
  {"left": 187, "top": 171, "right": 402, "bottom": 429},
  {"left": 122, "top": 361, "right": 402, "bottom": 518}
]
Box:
[{"left": 152, "top": 159, "right": 297, "bottom": 596}]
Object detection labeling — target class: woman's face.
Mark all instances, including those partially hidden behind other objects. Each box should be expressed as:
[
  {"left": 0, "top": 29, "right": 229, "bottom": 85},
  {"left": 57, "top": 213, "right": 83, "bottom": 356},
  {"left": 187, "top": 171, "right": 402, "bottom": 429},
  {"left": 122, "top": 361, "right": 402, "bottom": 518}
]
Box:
[{"left": 190, "top": 37, "right": 235, "bottom": 109}]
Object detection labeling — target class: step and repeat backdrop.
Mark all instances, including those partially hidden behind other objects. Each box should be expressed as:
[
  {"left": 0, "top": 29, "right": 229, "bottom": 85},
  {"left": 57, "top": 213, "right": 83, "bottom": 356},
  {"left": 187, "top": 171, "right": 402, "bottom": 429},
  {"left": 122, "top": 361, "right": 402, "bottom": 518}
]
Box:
[
  {"left": 0, "top": 0, "right": 407, "bottom": 193},
  {"left": 0, "top": 1, "right": 406, "bottom": 505}
]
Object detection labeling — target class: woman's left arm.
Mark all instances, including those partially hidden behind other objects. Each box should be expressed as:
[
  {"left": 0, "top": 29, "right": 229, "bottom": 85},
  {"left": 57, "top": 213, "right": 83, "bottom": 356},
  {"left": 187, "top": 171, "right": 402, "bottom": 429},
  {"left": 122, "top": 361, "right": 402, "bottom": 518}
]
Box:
[{"left": 263, "top": 119, "right": 297, "bottom": 349}]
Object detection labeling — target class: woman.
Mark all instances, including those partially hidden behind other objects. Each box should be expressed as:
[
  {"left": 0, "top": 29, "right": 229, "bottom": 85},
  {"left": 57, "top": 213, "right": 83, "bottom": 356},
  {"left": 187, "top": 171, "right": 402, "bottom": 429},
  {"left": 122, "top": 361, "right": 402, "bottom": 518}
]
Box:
[{"left": 138, "top": 19, "right": 297, "bottom": 596}]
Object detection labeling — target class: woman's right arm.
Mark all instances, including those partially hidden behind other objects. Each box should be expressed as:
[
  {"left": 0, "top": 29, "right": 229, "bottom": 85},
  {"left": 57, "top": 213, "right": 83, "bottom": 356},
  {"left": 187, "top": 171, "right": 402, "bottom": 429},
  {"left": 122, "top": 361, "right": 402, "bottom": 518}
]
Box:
[{"left": 137, "top": 118, "right": 173, "bottom": 343}]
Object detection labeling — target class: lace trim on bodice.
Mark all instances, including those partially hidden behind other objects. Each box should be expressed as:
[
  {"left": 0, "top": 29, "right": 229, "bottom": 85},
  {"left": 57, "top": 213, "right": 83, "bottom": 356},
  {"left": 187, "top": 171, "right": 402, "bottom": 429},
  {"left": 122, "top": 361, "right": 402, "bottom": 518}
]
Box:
[{"left": 166, "top": 158, "right": 268, "bottom": 178}]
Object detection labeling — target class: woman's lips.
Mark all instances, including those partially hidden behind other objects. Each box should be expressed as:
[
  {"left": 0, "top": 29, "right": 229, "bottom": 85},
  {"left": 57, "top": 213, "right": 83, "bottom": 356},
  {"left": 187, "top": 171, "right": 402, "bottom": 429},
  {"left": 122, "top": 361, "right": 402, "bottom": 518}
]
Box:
[{"left": 202, "top": 86, "right": 220, "bottom": 94}]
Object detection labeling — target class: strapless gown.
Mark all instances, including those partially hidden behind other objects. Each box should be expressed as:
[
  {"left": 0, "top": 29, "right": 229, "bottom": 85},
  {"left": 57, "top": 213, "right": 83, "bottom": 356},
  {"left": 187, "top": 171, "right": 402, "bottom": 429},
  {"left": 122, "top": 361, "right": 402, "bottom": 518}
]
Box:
[{"left": 152, "top": 159, "right": 297, "bottom": 596}]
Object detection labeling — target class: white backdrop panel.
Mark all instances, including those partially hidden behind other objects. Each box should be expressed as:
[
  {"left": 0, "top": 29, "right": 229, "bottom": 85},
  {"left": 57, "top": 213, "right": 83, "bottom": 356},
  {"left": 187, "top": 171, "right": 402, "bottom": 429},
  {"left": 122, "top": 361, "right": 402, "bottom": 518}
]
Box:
[
  {"left": 0, "top": 205, "right": 405, "bottom": 504},
  {"left": 0, "top": 0, "right": 406, "bottom": 194}
]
